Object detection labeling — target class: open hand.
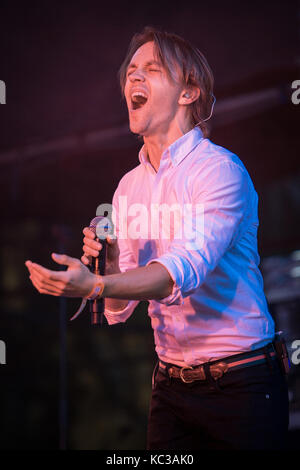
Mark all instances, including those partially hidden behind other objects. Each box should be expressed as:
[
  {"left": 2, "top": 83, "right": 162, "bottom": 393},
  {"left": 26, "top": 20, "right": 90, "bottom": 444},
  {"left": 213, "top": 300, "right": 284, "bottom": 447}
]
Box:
[{"left": 25, "top": 253, "right": 97, "bottom": 298}]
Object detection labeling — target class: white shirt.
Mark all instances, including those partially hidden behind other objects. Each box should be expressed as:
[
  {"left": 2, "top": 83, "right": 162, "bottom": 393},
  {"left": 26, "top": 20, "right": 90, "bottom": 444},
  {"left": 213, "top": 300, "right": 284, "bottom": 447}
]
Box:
[{"left": 104, "top": 127, "right": 274, "bottom": 366}]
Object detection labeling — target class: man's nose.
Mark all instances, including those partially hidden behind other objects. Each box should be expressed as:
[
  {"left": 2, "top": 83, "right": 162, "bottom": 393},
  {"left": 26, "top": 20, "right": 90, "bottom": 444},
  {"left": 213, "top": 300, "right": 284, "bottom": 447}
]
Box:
[{"left": 129, "top": 68, "right": 145, "bottom": 82}]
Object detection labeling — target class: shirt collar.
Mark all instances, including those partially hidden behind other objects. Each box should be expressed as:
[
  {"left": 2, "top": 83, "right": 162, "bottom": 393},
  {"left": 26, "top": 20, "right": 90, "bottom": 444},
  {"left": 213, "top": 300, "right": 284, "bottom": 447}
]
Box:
[{"left": 138, "top": 127, "right": 203, "bottom": 168}]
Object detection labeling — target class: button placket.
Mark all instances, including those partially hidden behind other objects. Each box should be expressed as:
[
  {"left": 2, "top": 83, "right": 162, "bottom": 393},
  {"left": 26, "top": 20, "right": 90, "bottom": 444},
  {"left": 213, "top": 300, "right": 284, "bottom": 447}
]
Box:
[{"left": 150, "top": 156, "right": 170, "bottom": 257}]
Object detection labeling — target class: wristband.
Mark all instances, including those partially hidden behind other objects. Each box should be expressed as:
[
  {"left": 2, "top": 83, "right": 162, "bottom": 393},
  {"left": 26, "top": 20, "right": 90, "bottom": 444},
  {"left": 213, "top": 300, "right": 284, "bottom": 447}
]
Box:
[
  {"left": 70, "top": 276, "right": 104, "bottom": 322},
  {"left": 85, "top": 275, "right": 104, "bottom": 300}
]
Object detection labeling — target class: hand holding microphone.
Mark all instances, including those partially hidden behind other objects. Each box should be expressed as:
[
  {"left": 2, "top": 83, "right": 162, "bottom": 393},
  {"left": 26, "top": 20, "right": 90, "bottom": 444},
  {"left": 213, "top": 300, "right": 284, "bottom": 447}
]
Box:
[
  {"left": 82, "top": 225, "right": 120, "bottom": 275},
  {"left": 81, "top": 216, "right": 120, "bottom": 325}
]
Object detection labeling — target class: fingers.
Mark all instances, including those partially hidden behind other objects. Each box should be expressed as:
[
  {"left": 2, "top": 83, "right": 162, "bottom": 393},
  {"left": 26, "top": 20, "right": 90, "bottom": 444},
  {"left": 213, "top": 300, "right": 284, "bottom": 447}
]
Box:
[
  {"left": 83, "top": 227, "right": 117, "bottom": 245},
  {"left": 82, "top": 228, "right": 97, "bottom": 258},
  {"left": 83, "top": 237, "right": 102, "bottom": 254},
  {"left": 26, "top": 261, "right": 66, "bottom": 295},
  {"left": 82, "top": 234, "right": 105, "bottom": 262},
  {"left": 82, "top": 228, "right": 118, "bottom": 265},
  {"left": 25, "top": 260, "right": 65, "bottom": 281},
  {"left": 28, "top": 264, "right": 64, "bottom": 287},
  {"left": 29, "top": 274, "right": 62, "bottom": 296},
  {"left": 81, "top": 254, "right": 91, "bottom": 266},
  {"left": 83, "top": 227, "right": 95, "bottom": 239},
  {"left": 51, "top": 253, "right": 82, "bottom": 267}
]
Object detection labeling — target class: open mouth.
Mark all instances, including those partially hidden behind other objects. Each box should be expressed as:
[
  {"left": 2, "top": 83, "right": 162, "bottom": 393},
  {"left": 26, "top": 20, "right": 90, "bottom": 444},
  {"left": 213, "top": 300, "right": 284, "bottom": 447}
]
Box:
[{"left": 131, "top": 91, "right": 148, "bottom": 110}]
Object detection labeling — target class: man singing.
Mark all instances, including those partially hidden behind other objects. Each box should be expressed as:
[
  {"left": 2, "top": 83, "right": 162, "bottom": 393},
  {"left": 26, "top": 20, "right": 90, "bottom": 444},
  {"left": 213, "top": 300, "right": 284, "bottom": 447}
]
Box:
[{"left": 25, "top": 27, "right": 289, "bottom": 450}]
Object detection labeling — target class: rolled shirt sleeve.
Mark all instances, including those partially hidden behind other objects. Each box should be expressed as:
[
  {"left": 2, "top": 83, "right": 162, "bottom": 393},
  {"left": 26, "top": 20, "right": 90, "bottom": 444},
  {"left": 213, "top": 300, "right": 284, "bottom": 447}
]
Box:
[
  {"left": 104, "top": 299, "right": 139, "bottom": 325},
  {"left": 148, "top": 160, "right": 251, "bottom": 305}
]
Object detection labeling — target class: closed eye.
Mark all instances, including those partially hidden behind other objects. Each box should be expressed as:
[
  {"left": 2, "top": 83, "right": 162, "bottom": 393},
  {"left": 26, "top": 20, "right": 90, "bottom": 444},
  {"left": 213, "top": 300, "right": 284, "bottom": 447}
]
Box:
[{"left": 126, "top": 59, "right": 162, "bottom": 77}]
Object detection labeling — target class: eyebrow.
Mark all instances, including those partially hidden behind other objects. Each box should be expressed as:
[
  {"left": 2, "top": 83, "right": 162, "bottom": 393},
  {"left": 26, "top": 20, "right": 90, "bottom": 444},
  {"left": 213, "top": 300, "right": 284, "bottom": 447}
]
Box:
[{"left": 127, "top": 60, "right": 162, "bottom": 70}]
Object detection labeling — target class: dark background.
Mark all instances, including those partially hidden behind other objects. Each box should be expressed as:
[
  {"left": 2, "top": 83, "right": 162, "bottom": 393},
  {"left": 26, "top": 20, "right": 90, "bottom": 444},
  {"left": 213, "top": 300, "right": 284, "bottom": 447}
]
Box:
[{"left": 0, "top": 0, "right": 299, "bottom": 450}]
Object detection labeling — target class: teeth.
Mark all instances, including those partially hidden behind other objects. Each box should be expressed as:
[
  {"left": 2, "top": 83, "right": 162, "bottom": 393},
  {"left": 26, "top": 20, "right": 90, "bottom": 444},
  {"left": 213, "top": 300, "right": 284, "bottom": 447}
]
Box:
[
  {"left": 130, "top": 91, "right": 148, "bottom": 110},
  {"left": 131, "top": 91, "right": 148, "bottom": 99}
]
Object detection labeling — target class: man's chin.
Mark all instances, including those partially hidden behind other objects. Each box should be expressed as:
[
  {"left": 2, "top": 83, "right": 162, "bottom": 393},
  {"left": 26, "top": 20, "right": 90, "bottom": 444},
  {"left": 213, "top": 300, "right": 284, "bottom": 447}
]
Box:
[{"left": 129, "top": 122, "right": 147, "bottom": 136}]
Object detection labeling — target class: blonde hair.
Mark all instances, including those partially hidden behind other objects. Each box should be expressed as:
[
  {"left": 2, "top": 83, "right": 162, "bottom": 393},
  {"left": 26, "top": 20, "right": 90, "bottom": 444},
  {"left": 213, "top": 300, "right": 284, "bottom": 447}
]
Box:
[{"left": 119, "top": 26, "right": 215, "bottom": 137}]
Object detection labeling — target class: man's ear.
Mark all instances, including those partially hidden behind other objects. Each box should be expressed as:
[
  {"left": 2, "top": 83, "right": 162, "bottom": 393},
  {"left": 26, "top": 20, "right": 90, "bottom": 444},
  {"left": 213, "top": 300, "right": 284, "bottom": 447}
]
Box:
[{"left": 178, "top": 87, "right": 200, "bottom": 105}]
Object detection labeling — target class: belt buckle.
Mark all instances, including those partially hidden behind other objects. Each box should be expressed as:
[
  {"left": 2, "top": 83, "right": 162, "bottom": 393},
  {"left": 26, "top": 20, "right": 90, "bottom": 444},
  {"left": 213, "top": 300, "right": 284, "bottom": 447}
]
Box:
[{"left": 179, "top": 366, "right": 194, "bottom": 383}]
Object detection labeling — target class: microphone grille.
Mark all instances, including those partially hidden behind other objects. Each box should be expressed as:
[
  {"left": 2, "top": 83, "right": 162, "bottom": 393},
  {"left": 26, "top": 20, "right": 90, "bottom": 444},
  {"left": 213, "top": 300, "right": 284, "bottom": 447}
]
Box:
[
  {"left": 89, "top": 216, "right": 104, "bottom": 227},
  {"left": 89, "top": 216, "right": 112, "bottom": 238}
]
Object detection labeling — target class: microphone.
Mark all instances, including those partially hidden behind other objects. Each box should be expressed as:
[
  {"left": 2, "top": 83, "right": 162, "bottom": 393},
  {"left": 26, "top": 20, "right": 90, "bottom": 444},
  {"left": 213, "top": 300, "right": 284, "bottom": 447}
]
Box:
[{"left": 88, "top": 216, "right": 109, "bottom": 326}]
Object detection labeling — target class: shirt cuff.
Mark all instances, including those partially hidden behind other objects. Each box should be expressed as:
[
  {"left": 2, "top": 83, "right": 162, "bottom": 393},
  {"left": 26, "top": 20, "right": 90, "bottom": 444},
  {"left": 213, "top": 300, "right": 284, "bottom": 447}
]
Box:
[
  {"left": 104, "top": 300, "right": 139, "bottom": 325},
  {"left": 146, "top": 258, "right": 184, "bottom": 306}
]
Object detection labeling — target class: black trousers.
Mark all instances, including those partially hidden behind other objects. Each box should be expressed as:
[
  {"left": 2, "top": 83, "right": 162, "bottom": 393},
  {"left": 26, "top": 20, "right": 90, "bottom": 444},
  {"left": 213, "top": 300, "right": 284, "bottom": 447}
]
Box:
[{"left": 147, "top": 358, "right": 289, "bottom": 450}]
